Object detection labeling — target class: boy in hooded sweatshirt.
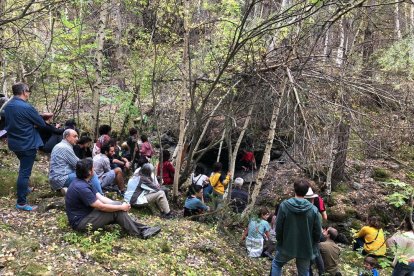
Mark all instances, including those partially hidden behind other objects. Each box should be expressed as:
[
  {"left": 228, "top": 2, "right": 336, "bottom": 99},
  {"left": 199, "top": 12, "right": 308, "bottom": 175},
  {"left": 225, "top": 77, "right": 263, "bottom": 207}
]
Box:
[{"left": 271, "top": 179, "right": 322, "bottom": 276}]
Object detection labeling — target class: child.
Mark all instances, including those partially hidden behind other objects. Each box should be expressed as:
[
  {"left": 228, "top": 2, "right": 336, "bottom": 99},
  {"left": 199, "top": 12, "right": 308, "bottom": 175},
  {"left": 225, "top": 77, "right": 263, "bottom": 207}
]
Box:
[
  {"left": 140, "top": 134, "right": 154, "bottom": 159},
  {"left": 240, "top": 207, "right": 271, "bottom": 257},
  {"left": 184, "top": 185, "right": 210, "bottom": 217},
  {"left": 360, "top": 256, "right": 379, "bottom": 276}
]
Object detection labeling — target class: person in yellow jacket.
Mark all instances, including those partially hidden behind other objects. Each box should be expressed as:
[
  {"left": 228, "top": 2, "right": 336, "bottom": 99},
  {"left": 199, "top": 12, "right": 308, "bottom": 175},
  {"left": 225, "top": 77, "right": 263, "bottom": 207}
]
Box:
[
  {"left": 353, "top": 216, "right": 386, "bottom": 256},
  {"left": 209, "top": 162, "right": 231, "bottom": 209}
]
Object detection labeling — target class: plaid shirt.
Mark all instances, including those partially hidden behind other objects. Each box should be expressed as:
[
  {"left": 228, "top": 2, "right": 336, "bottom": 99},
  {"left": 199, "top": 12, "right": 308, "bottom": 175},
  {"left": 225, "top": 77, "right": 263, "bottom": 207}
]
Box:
[{"left": 49, "top": 140, "right": 79, "bottom": 190}]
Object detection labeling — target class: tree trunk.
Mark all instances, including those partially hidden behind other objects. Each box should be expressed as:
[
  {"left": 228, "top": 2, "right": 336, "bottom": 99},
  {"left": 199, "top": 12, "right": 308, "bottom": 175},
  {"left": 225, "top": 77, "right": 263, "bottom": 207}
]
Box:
[
  {"left": 331, "top": 116, "right": 351, "bottom": 188},
  {"left": 395, "top": 2, "right": 402, "bottom": 40},
  {"left": 336, "top": 18, "right": 345, "bottom": 66},
  {"left": 229, "top": 100, "right": 255, "bottom": 178},
  {"left": 91, "top": 0, "right": 109, "bottom": 139},
  {"left": 242, "top": 78, "right": 287, "bottom": 218},
  {"left": 172, "top": 0, "right": 191, "bottom": 199}
]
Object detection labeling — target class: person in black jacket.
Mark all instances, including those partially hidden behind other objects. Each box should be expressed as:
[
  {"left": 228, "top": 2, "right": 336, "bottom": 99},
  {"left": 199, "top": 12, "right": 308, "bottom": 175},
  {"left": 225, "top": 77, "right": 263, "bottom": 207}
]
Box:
[
  {"left": 38, "top": 113, "right": 64, "bottom": 153},
  {"left": 73, "top": 136, "right": 93, "bottom": 159}
]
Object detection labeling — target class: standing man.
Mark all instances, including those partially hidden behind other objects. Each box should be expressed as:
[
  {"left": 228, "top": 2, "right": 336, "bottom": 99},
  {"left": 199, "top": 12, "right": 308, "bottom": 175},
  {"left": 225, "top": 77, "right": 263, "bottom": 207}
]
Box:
[
  {"left": 4, "top": 83, "right": 45, "bottom": 211},
  {"left": 271, "top": 179, "right": 322, "bottom": 276}
]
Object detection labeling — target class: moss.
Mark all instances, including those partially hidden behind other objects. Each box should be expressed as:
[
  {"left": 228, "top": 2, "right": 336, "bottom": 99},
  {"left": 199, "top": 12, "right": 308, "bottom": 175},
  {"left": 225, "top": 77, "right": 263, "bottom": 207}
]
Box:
[
  {"left": 333, "top": 182, "right": 349, "bottom": 193},
  {"left": 372, "top": 167, "right": 392, "bottom": 181}
]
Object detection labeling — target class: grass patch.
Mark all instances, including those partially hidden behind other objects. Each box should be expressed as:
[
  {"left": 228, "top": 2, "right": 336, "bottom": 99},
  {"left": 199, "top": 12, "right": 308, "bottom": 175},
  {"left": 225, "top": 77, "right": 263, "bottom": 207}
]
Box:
[{"left": 0, "top": 168, "right": 17, "bottom": 196}]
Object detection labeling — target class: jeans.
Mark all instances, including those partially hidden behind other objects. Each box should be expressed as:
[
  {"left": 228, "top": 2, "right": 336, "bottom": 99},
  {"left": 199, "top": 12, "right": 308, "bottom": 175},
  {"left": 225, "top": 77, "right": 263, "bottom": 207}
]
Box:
[
  {"left": 65, "top": 172, "right": 103, "bottom": 195},
  {"left": 392, "top": 262, "right": 414, "bottom": 276},
  {"left": 14, "top": 149, "right": 37, "bottom": 205},
  {"left": 76, "top": 209, "right": 148, "bottom": 237},
  {"left": 271, "top": 250, "right": 310, "bottom": 276}
]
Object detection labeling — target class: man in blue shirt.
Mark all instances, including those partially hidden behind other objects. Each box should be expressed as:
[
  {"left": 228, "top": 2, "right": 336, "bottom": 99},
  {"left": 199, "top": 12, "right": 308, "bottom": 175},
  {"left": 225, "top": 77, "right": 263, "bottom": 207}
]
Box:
[
  {"left": 66, "top": 158, "right": 161, "bottom": 239},
  {"left": 4, "top": 83, "right": 45, "bottom": 211}
]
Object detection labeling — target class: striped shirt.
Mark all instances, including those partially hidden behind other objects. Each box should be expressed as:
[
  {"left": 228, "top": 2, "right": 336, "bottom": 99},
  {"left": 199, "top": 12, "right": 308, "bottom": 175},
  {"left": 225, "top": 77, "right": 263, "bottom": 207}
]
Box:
[{"left": 49, "top": 140, "right": 79, "bottom": 190}]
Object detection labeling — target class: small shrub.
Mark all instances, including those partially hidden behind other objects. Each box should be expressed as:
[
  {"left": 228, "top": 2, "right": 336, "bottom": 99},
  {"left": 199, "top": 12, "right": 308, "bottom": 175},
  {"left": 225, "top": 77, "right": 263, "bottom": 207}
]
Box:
[{"left": 372, "top": 167, "right": 391, "bottom": 181}]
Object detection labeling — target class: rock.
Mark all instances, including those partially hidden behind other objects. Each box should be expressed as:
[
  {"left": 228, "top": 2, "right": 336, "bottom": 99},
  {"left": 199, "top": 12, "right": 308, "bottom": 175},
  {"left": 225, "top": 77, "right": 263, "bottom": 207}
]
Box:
[
  {"left": 352, "top": 182, "right": 363, "bottom": 190},
  {"left": 161, "top": 133, "right": 176, "bottom": 147},
  {"left": 389, "top": 163, "right": 400, "bottom": 171}
]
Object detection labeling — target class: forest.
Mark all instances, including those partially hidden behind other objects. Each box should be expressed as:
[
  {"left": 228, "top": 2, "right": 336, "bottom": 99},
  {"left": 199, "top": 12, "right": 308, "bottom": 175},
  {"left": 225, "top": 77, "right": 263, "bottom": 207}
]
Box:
[{"left": 1, "top": 0, "right": 414, "bottom": 275}]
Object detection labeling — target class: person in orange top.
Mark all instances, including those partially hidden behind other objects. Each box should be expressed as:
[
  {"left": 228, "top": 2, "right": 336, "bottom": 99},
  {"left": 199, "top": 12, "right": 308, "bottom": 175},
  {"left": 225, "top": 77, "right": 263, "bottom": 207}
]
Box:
[
  {"left": 353, "top": 216, "right": 386, "bottom": 256},
  {"left": 209, "top": 162, "right": 231, "bottom": 209}
]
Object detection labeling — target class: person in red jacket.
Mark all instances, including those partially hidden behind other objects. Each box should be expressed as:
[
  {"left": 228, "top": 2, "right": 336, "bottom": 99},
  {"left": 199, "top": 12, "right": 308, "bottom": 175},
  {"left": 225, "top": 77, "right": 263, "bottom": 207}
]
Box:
[{"left": 157, "top": 149, "right": 175, "bottom": 185}]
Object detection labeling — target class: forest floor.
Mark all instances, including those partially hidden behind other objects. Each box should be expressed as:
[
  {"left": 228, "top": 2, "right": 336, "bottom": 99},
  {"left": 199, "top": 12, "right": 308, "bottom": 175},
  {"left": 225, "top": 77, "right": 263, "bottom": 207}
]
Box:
[{"left": 0, "top": 139, "right": 405, "bottom": 275}]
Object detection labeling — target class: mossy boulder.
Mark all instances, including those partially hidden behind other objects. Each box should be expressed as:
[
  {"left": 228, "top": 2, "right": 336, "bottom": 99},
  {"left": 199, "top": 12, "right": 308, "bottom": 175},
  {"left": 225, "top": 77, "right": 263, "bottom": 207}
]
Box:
[{"left": 329, "top": 205, "right": 357, "bottom": 222}]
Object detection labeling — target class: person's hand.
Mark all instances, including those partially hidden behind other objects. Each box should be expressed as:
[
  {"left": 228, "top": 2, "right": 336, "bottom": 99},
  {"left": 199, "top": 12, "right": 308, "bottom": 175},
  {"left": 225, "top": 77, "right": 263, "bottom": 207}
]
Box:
[
  {"left": 227, "top": 172, "right": 232, "bottom": 177},
  {"left": 121, "top": 203, "right": 131, "bottom": 212},
  {"left": 55, "top": 123, "right": 61, "bottom": 128},
  {"left": 125, "top": 161, "right": 130, "bottom": 169}
]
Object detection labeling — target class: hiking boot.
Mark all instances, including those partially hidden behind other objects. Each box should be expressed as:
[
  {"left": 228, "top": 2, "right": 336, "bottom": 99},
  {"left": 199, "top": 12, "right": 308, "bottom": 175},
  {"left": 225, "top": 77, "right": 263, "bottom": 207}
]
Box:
[
  {"left": 16, "top": 204, "right": 38, "bottom": 212},
  {"left": 141, "top": 226, "right": 161, "bottom": 239}
]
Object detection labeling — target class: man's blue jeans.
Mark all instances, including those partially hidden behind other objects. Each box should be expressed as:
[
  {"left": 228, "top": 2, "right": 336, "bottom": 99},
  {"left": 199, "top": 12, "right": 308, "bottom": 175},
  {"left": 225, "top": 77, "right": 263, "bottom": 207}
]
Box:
[
  {"left": 14, "top": 149, "right": 37, "bottom": 205},
  {"left": 271, "top": 250, "right": 310, "bottom": 276},
  {"left": 65, "top": 172, "right": 103, "bottom": 195},
  {"left": 392, "top": 262, "right": 414, "bottom": 276}
]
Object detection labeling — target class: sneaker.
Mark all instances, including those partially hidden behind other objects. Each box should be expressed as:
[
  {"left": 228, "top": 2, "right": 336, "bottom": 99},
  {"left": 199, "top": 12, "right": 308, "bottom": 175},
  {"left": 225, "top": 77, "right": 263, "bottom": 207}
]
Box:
[
  {"left": 141, "top": 226, "right": 161, "bottom": 239},
  {"left": 16, "top": 204, "right": 38, "bottom": 211}
]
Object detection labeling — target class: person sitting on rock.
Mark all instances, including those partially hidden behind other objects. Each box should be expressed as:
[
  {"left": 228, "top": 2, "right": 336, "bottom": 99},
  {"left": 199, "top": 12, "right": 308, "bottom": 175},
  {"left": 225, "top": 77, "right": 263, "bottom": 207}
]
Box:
[
  {"left": 49, "top": 129, "right": 103, "bottom": 195},
  {"left": 241, "top": 207, "right": 271, "bottom": 258},
  {"left": 93, "top": 143, "right": 126, "bottom": 194},
  {"left": 38, "top": 113, "right": 64, "bottom": 153},
  {"left": 124, "top": 163, "right": 173, "bottom": 219},
  {"left": 73, "top": 136, "right": 93, "bottom": 159},
  {"left": 319, "top": 227, "right": 341, "bottom": 276},
  {"left": 140, "top": 134, "right": 154, "bottom": 160},
  {"left": 157, "top": 149, "right": 175, "bottom": 185},
  {"left": 239, "top": 148, "right": 257, "bottom": 171},
  {"left": 184, "top": 185, "right": 209, "bottom": 217},
  {"left": 65, "top": 158, "right": 161, "bottom": 239},
  {"left": 353, "top": 216, "right": 387, "bottom": 257},
  {"left": 230, "top": 177, "right": 248, "bottom": 213},
  {"left": 209, "top": 162, "right": 231, "bottom": 209},
  {"left": 387, "top": 215, "right": 414, "bottom": 276}
]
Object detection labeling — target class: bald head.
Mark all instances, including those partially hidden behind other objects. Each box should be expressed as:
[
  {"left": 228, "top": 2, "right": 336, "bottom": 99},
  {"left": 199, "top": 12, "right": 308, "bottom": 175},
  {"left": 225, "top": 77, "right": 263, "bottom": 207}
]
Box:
[
  {"left": 63, "top": 129, "right": 78, "bottom": 145},
  {"left": 326, "top": 227, "right": 338, "bottom": 241}
]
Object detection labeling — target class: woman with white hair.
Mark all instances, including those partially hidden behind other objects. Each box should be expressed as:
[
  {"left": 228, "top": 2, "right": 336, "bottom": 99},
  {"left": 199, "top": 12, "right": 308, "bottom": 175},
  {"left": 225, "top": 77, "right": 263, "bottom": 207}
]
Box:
[{"left": 124, "top": 163, "right": 172, "bottom": 219}]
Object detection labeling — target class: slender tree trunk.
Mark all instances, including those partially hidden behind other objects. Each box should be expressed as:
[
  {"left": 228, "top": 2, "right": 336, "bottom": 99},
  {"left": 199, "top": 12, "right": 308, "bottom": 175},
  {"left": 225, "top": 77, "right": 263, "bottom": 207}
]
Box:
[
  {"left": 395, "top": 2, "right": 402, "bottom": 40},
  {"left": 229, "top": 100, "right": 255, "bottom": 178},
  {"left": 173, "top": 0, "right": 191, "bottom": 198},
  {"left": 216, "top": 131, "right": 225, "bottom": 162},
  {"left": 91, "top": 0, "right": 109, "bottom": 139},
  {"left": 242, "top": 78, "right": 287, "bottom": 218},
  {"left": 336, "top": 18, "right": 345, "bottom": 66},
  {"left": 411, "top": 4, "right": 414, "bottom": 33}
]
